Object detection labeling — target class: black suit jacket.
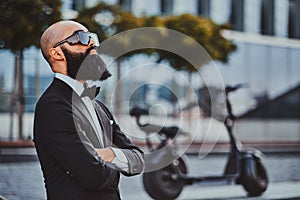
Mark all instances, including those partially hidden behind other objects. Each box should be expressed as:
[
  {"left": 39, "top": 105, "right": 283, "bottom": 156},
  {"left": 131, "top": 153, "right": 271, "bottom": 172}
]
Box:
[{"left": 33, "top": 78, "right": 144, "bottom": 200}]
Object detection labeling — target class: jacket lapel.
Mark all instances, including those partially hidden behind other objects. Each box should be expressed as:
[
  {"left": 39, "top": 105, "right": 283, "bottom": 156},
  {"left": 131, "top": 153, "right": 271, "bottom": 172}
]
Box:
[
  {"left": 52, "top": 78, "right": 103, "bottom": 148},
  {"left": 72, "top": 94, "right": 104, "bottom": 148},
  {"left": 93, "top": 101, "right": 113, "bottom": 147}
]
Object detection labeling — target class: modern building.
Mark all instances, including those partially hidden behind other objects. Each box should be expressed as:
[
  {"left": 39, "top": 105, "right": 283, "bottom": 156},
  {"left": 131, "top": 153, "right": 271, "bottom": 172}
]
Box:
[
  {"left": 70, "top": 0, "right": 300, "bottom": 39},
  {"left": 0, "top": 0, "right": 299, "bottom": 145},
  {"left": 60, "top": 0, "right": 300, "bottom": 147},
  {"left": 66, "top": 0, "right": 300, "bottom": 103}
]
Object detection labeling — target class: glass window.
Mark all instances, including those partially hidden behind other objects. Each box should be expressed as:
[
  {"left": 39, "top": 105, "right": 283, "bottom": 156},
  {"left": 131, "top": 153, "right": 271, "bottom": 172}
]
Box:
[
  {"left": 268, "top": 46, "right": 289, "bottom": 97},
  {"left": 173, "top": 0, "right": 197, "bottom": 15},
  {"left": 131, "top": 0, "right": 160, "bottom": 16},
  {"left": 289, "top": 48, "right": 300, "bottom": 86},
  {"left": 210, "top": 0, "right": 231, "bottom": 24},
  {"left": 247, "top": 43, "right": 268, "bottom": 94},
  {"left": 244, "top": 0, "right": 262, "bottom": 33},
  {"left": 275, "top": 0, "right": 289, "bottom": 37}
]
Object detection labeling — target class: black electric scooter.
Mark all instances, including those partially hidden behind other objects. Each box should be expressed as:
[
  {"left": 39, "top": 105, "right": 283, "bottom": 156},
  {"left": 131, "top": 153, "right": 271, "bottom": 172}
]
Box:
[{"left": 130, "top": 84, "right": 268, "bottom": 200}]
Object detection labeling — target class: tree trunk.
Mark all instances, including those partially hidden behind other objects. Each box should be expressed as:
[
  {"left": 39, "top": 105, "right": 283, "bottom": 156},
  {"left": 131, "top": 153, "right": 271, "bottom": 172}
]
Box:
[
  {"left": 9, "top": 53, "right": 19, "bottom": 140},
  {"left": 115, "top": 58, "right": 123, "bottom": 119},
  {"left": 35, "top": 56, "right": 41, "bottom": 98},
  {"left": 16, "top": 51, "right": 24, "bottom": 140}
]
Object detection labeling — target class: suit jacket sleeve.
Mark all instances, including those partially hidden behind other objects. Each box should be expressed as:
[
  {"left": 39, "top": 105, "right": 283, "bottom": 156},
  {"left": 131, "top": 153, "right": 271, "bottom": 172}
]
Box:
[
  {"left": 34, "top": 96, "right": 119, "bottom": 191},
  {"left": 96, "top": 100, "right": 145, "bottom": 176}
]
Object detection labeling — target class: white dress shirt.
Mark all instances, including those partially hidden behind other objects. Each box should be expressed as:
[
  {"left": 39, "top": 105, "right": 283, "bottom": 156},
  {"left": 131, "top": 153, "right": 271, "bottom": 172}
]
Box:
[{"left": 55, "top": 73, "right": 129, "bottom": 172}]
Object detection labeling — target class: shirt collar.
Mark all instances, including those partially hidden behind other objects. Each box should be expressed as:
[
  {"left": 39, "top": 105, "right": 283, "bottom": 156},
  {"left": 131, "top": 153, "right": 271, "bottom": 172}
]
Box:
[{"left": 55, "top": 73, "right": 84, "bottom": 96}]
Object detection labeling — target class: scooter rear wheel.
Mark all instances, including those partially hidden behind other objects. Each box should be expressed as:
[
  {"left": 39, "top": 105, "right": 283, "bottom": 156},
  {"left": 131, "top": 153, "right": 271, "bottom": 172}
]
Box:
[
  {"left": 240, "top": 156, "right": 268, "bottom": 196},
  {"left": 143, "top": 158, "right": 187, "bottom": 200}
]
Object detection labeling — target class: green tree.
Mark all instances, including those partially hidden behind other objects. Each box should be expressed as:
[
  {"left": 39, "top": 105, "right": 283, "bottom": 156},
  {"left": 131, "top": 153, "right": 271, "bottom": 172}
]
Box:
[
  {"left": 76, "top": 3, "right": 141, "bottom": 58},
  {"left": 76, "top": 5, "right": 235, "bottom": 72},
  {"left": 75, "top": 2, "right": 236, "bottom": 115},
  {"left": 0, "top": 0, "right": 62, "bottom": 51},
  {"left": 0, "top": 73, "right": 9, "bottom": 112},
  {"left": 0, "top": 0, "right": 62, "bottom": 140},
  {"left": 161, "top": 14, "right": 236, "bottom": 72}
]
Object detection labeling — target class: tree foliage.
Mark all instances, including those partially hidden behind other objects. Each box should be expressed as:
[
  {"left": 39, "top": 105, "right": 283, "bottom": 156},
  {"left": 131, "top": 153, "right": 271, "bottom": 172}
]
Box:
[
  {"left": 0, "top": 0, "right": 62, "bottom": 52},
  {"left": 76, "top": 3, "right": 143, "bottom": 58},
  {"left": 76, "top": 3, "right": 236, "bottom": 72},
  {"left": 0, "top": 0, "right": 62, "bottom": 139},
  {"left": 163, "top": 14, "right": 236, "bottom": 71},
  {"left": 76, "top": 3, "right": 141, "bottom": 40}
]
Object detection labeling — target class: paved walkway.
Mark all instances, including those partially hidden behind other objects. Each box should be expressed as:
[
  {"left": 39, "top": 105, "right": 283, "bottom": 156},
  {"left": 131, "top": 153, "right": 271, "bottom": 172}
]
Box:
[
  {"left": 0, "top": 153, "right": 299, "bottom": 200},
  {"left": 178, "top": 181, "right": 300, "bottom": 200},
  {"left": 1, "top": 180, "right": 300, "bottom": 200}
]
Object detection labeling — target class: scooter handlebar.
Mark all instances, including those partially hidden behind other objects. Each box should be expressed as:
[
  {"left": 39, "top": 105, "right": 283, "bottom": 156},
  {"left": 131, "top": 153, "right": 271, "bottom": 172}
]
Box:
[
  {"left": 130, "top": 106, "right": 188, "bottom": 137},
  {"left": 129, "top": 106, "right": 149, "bottom": 118},
  {"left": 225, "top": 83, "right": 248, "bottom": 94}
]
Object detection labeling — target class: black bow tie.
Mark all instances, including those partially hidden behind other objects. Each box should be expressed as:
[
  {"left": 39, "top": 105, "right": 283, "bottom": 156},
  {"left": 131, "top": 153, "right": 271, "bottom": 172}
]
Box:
[{"left": 81, "top": 85, "right": 100, "bottom": 99}]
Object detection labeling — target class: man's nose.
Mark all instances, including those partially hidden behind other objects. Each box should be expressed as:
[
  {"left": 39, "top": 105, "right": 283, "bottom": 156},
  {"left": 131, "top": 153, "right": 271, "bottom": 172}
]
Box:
[{"left": 89, "top": 37, "right": 95, "bottom": 47}]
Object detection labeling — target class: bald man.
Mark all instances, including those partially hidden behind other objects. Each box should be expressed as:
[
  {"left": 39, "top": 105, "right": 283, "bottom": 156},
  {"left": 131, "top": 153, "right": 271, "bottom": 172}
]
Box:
[{"left": 34, "top": 20, "right": 144, "bottom": 200}]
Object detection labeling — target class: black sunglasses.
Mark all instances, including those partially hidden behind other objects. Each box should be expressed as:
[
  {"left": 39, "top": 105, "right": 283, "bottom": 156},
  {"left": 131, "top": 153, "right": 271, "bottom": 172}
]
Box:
[{"left": 53, "top": 31, "right": 100, "bottom": 48}]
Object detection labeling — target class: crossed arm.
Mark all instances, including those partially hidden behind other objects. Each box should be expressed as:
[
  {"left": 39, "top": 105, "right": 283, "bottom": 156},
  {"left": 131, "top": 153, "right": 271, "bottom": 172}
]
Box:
[
  {"left": 95, "top": 120, "right": 145, "bottom": 176},
  {"left": 94, "top": 100, "right": 145, "bottom": 175},
  {"left": 34, "top": 97, "right": 144, "bottom": 191},
  {"left": 96, "top": 148, "right": 115, "bottom": 163}
]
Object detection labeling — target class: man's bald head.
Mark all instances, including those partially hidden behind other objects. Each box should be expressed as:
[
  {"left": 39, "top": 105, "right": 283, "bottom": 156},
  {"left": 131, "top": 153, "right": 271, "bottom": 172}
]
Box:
[{"left": 40, "top": 20, "right": 88, "bottom": 65}]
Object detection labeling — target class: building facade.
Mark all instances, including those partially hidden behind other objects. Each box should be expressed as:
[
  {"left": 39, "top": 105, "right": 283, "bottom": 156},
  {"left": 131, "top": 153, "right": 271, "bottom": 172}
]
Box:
[
  {"left": 0, "top": 0, "right": 299, "bottom": 143},
  {"left": 70, "top": 0, "right": 300, "bottom": 38}
]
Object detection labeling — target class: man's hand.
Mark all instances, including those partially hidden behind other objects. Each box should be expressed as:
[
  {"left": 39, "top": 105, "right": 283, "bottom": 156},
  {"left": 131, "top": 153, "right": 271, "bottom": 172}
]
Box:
[{"left": 96, "top": 148, "right": 115, "bottom": 163}]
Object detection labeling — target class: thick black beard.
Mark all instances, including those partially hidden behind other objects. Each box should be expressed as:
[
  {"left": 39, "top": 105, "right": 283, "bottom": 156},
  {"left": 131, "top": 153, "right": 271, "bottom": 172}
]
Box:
[
  {"left": 100, "top": 69, "right": 112, "bottom": 81},
  {"left": 61, "top": 46, "right": 94, "bottom": 79},
  {"left": 79, "top": 54, "right": 112, "bottom": 81},
  {"left": 61, "top": 46, "right": 111, "bottom": 81}
]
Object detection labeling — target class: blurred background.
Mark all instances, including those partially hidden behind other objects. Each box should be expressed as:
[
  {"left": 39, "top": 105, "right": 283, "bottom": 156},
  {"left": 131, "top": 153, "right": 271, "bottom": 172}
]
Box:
[
  {"left": 0, "top": 0, "right": 299, "bottom": 150},
  {"left": 0, "top": 0, "right": 299, "bottom": 199}
]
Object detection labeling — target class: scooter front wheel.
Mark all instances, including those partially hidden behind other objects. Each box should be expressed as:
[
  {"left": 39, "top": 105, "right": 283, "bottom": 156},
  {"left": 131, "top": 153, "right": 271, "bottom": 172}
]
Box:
[
  {"left": 143, "top": 158, "right": 187, "bottom": 200},
  {"left": 240, "top": 156, "right": 268, "bottom": 196}
]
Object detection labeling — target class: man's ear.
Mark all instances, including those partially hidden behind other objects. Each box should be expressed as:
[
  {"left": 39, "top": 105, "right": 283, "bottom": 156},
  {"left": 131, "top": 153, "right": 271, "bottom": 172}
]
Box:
[{"left": 49, "top": 47, "right": 64, "bottom": 61}]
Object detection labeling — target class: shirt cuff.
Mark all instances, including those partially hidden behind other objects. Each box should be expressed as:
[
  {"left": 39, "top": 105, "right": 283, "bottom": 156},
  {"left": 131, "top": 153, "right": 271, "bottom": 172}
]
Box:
[{"left": 111, "top": 148, "right": 129, "bottom": 172}]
